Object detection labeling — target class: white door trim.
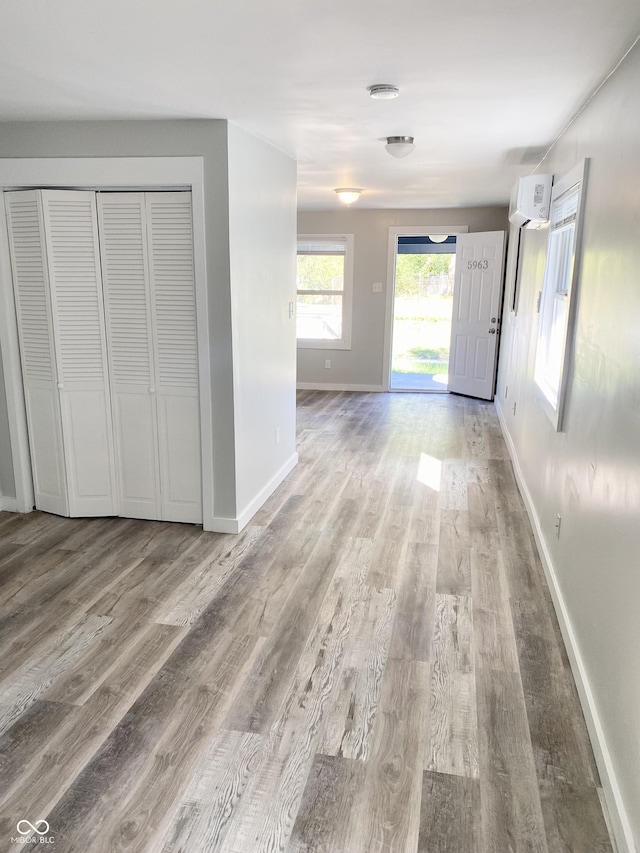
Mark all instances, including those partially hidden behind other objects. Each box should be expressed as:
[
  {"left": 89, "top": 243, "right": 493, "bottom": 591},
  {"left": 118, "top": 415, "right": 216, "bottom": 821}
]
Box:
[
  {"left": 0, "top": 157, "right": 213, "bottom": 528},
  {"left": 383, "top": 225, "right": 469, "bottom": 392}
]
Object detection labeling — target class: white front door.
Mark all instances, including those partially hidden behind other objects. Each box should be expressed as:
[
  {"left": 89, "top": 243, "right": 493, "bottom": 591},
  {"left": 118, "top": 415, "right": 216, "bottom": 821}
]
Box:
[{"left": 448, "top": 231, "right": 505, "bottom": 400}]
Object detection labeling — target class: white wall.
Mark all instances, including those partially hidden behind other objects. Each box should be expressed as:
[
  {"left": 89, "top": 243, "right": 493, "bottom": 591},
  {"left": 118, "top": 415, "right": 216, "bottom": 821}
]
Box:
[
  {"left": 496, "top": 43, "right": 640, "bottom": 852},
  {"left": 226, "top": 123, "right": 298, "bottom": 522},
  {"left": 297, "top": 207, "right": 507, "bottom": 388},
  {"left": 0, "top": 119, "right": 297, "bottom": 529}
]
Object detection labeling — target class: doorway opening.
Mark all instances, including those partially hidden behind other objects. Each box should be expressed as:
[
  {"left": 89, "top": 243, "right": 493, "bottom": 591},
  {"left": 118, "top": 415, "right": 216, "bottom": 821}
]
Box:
[{"left": 390, "top": 235, "right": 456, "bottom": 391}]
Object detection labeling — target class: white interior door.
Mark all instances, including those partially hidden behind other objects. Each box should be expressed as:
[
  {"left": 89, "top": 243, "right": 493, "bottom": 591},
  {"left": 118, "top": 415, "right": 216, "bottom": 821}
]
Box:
[
  {"left": 448, "top": 231, "right": 505, "bottom": 400},
  {"left": 6, "top": 189, "right": 117, "bottom": 517},
  {"left": 42, "top": 191, "right": 118, "bottom": 516},
  {"left": 98, "top": 193, "right": 161, "bottom": 520},
  {"left": 5, "top": 190, "right": 69, "bottom": 516},
  {"left": 7, "top": 188, "right": 201, "bottom": 525},
  {"left": 146, "top": 192, "right": 202, "bottom": 524},
  {"left": 99, "top": 191, "right": 201, "bottom": 524}
]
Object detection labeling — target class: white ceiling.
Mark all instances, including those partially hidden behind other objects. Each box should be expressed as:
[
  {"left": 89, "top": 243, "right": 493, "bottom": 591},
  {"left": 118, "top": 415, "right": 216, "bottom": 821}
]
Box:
[{"left": 2, "top": 0, "right": 639, "bottom": 210}]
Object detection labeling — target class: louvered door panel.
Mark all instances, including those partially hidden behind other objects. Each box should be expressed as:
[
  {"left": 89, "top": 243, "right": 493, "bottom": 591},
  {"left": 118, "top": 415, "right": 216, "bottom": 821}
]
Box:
[
  {"left": 97, "top": 193, "right": 160, "bottom": 519},
  {"left": 146, "top": 192, "right": 202, "bottom": 523},
  {"left": 41, "top": 191, "right": 117, "bottom": 515},
  {"left": 7, "top": 189, "right": 202, "bottom": 525},
  {"left": 147, "top": 193, "right": 199, "bottom": 389},
  {"left": 4, "top": 191, "right": 68, "bottom": 515}
]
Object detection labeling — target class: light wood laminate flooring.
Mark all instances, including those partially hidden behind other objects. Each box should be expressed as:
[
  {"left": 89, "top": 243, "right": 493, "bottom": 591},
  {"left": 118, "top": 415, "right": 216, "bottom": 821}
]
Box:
[{"left": 0, "top": 391, "right": 614, "bottom": 852}]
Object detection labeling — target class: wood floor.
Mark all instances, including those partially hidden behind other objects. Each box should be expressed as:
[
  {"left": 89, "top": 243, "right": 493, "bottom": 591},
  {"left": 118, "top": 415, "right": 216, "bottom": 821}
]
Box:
[{"left": 0, "top": 391, "right": 614, "bottom": 852}]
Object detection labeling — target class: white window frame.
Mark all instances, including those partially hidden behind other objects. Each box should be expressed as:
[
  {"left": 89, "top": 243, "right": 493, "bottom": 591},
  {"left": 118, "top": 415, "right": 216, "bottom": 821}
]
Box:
[
  {"left": 296, "top": 233, "right": 354, "bottom": 350},
  {"left": 534, "top": 159, "right": 589, "bottom": 430}
]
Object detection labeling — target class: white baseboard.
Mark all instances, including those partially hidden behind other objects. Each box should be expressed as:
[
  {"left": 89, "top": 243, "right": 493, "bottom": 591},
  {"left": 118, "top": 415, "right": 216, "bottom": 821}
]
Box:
[
  {"left": 205, "top": 452, "right": 299, "bottom": 535},
  {"left": 495, "top": 399, "right": 635, "bottom": 853},
  {"left": 0, "top": 496, "right": 19, "bottom": 512},
  {"left": 296, "top": 382, "right": 384, "bottom": 392},
  {"left": 206, "top": 515, "right": 242, "bottom": 535}
]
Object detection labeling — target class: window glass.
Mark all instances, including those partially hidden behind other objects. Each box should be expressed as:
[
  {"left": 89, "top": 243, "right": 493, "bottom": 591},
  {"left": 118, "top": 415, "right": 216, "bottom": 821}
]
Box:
[
  {"left": 296, "top": 293, "right": 343, "bottom": 340},
  {"left": 297, "top": 254, "right": 344, "bottom": 292}
]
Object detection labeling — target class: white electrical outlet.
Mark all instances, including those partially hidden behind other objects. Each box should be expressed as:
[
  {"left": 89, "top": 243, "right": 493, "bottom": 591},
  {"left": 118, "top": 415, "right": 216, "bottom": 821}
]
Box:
[
  {"left": 275, "top": 427, "right": 281, "bottom": 445},
  {"left": 324, "top": 359, "right": 331, "bottom": 369},
  {"left": 372, "top": 281, "right": 382, "bottom": 293}
]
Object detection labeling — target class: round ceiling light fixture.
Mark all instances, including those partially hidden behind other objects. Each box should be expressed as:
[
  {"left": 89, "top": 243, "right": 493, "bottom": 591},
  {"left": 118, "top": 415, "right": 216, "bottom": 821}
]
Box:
[
  {"left": 334, "top": 187, "right": 363, "bottom": 206},
  {"left": 368, "top": 84, "right": 400, "bottom": 100},
  {"left": 428, "top": 234, "right": 449, "bottom": 243},
  {"left": 385, "top": 136, "right": 415, "bottom": 158}
]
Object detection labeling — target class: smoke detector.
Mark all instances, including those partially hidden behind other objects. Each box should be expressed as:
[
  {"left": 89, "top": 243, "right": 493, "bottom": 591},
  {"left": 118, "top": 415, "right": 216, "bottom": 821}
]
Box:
[{"left": 368, "top": 84, "right": 400, "bottom": 100}]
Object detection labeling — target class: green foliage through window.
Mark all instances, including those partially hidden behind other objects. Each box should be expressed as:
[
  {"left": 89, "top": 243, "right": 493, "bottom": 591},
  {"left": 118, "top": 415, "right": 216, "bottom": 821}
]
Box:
[
  {"left": 297, "top": 254, "right": 344, "bottom": 292},
  {"left": 394, "top": 253, "right": 454, "bottom": 297}
]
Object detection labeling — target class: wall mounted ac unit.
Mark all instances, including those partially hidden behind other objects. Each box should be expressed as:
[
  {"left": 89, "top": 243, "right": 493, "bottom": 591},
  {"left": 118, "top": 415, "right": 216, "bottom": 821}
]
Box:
[{"left": 509, "top": 174, "right": 553, "bottom": 228}]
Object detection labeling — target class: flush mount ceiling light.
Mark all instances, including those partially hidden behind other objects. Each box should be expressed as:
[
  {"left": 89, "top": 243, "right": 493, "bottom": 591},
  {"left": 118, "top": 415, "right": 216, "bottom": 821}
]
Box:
[
  {"left": 428, "top": 234, "right": 449, "bottom": 243},
  {"left": 385, "top": 136, "right": 415, "bottom": 158},
  {"left": 334, "top": 187, "right": 363, "bottom": 206},
  {"left": 368, "top": 84, "right": 400, "bottom": 100}
]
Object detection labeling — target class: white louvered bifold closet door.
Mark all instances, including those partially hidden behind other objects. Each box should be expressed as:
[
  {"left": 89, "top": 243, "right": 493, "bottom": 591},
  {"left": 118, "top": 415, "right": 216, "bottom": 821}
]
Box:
[
  {"left": 98, "top": 191, "right": 201, "bottom": 524},
  {"left": 4, "top": 191, "right": 68, "bottom": 515},
  {"left": 5, "top": 190, "right": 118, "bottom": 516},
  {"left": 97, "top": 194, "right": 160, "bottom": 520},
  {"left": 146, "top": 192, "right": 201, "bottom": 523}
]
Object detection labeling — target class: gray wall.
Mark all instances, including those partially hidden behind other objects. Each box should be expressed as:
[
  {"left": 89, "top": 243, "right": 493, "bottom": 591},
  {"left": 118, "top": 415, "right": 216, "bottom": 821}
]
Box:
[
  {"left": 496, "top": 43, "right": 640, "bottom": 850},
  {"left": 0, "top": 119, "right": 297, "bottom": 525},
  {"left": 297, "top": 207, "right": 507, "bottom": 387},
  {"left": 227, "top": 123, "right": 298, "bottom": 514}
]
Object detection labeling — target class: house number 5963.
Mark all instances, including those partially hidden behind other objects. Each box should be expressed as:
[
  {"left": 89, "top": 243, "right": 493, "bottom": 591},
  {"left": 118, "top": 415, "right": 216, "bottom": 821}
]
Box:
[{"left": 468, "top": 260, "right": 489, "bottom": 270}]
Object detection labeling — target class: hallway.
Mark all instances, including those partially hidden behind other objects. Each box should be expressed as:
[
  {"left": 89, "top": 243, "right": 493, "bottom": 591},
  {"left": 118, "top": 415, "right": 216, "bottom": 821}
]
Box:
[{"left": 0, "top": 391, "right": 613, "bottom": 851}]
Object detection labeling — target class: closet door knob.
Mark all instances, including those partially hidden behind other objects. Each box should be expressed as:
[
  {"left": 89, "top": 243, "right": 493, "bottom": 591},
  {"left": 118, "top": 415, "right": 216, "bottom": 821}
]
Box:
[
  {"left": 149, "top": 387, "right": 156, "bottom": 394},
  {"left": 57, "top": 382, "right": 64, "bottom": 389}
]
